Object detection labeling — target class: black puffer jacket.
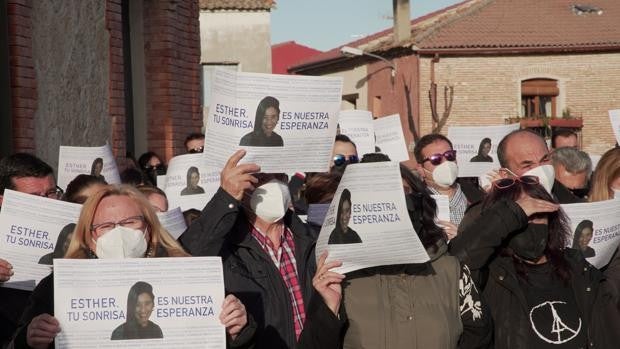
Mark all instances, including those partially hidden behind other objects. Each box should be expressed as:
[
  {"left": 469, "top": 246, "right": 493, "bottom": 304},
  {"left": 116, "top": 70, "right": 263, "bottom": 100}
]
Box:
[
  {"left": 179, "top": 188, "right": 317, "bottom": 349},
  {"left": 450, "top": 200, "right": 620, "bottom": 349}
]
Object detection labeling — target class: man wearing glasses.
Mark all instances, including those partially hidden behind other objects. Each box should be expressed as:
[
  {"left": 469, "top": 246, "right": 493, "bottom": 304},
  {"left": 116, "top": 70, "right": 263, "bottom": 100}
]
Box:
[
  {"left": 330, "top": 134, "right": 359, "bottom": 174},
  {"left": 414, "top": 134, "right": 483, "bottom": 229},
  {"left": 0, "top": 152, "right": 61, "bottom": 346}
]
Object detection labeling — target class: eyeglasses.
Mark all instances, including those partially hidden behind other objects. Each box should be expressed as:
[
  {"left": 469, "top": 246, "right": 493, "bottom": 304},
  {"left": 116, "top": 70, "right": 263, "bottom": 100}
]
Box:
[
  {"left": 333, "top": 154, "right": 359, "bottom": 167},
  {"left": 33, "top": 186, "right": 64, "bottom": 200},
  {"left": 493, "top": 175, "right": 540, "bottom": 189},
  {"left": 91, "top": 215, "right": 145, "bottom": 236},
  {"left": 421, "top": 150, "right": 457, "bottom": 166},
  {"left": 188, "top": 146, "right": 204, "bottom": 154}
]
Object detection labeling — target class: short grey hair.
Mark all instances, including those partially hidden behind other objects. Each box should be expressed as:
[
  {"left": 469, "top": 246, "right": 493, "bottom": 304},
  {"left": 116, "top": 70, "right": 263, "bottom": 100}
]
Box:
[{"left": 550, "top": 147, "right": 592, "bottom": 176}]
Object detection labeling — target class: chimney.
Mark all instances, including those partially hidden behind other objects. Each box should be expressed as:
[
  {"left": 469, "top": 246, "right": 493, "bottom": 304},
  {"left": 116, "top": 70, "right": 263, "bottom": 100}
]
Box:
[{"left": 393, "top": 0, "right": 411, "bottom": 43}]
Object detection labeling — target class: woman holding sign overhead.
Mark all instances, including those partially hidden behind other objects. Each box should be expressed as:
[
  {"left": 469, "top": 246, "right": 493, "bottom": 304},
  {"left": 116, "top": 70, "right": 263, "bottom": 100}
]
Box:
[
  {"left": 8, "top": 185, "right": 253, "bottom": 349},
  {"left": 239, "top": 96, "right": 284, "bottom": 147}
]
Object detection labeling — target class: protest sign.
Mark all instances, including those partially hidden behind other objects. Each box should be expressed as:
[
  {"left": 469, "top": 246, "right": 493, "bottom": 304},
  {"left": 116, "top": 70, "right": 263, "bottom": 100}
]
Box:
[
  {"left": 204, "top": 69, "right": 343, "bottom": 173},
  {"left": 431, "top": 194, "right": 450, "bottom": 222},
  {"left": 562, "top": 199, "right": 620, "bottom": 268},
  {"left": 157, "top": 207, "right": 188, "bottom": 240},
  {"left": 447, "top": 123, "right": 521, "bottom": 177},
  {"left": 338, "top": 110, "right": 375, "bottom": 157},
  {"left": 316, "top": 162, "right": 429, "bottom": 273},
  {"left": 163, "top": 153, "right": 220, "bottom": 211},
  {"left": 58, "top": 143, "right": 120, "bottom": 189},
  {"left": 373, "top": 114, "right": 409, "bottom": 162},
  {"left": 54, "top": 257, "right": 225, "bottom": 348},
  {"left": 0, "top": 190, "right": 81, "bottom": 290},
  {"left": 609, "top": 109, "right": 620, "bottom": 144}
]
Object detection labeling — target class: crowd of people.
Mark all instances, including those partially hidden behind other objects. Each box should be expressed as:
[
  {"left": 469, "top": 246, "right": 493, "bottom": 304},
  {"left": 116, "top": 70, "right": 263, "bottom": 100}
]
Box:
[{"left": 0, "top": 126, "right": 619, "bottom": 349}]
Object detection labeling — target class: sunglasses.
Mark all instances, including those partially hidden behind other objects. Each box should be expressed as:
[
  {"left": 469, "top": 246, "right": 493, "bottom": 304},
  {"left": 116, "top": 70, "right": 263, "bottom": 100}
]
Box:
[
  {"left": 422, "top": 150, "right": 457, "bottom": 166},
  {"left": 493, "top": 175, "right": 540, "bottom": 189},
  {"left": 188, "top": 146, "right": 204, "bottom": 154},
  {"left": 333, "top": 154, "right": 359, "bottom": 167}
]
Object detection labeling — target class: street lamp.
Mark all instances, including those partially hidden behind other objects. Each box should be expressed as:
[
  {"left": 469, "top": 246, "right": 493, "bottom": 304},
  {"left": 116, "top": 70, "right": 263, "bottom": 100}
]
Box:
[{"left": 340, "top": 46, "right": 396, "bottom": 77}]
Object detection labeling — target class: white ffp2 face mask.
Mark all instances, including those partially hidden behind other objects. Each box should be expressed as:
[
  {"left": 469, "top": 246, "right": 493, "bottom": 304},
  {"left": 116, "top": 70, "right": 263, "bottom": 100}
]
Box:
[
  {"left": 612, "top": 188, "right": 620, "bottom": 200},
  {"left": 523, "top": 164, "right": 555, "bottom": 195},
  {"left": 431, "top": 161, "right": 459, "bottom": 188},
  {"left": 95, "top": 226, "right": 148, "bottom": 259},
  {"left": 250, "top": 179, "right": 291, "bottom": 223}
]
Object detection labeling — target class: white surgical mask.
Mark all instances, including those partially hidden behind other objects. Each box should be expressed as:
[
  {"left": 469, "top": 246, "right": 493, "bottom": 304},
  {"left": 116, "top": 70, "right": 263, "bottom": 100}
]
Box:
[
  {"left": 612, "top": 188, "right": 620, "bottom": 200},
  {"left": 95, "top": 226, "right": 148, "bottom": 259},
  {"left": 523, "top": 164, "right": 555, "bottom": 195},
  {"left": 430, "top": 161, "right": 459, "bottom": 188},
  {"left": 250, "top": 179, "right": 291, "bottom": 223}
]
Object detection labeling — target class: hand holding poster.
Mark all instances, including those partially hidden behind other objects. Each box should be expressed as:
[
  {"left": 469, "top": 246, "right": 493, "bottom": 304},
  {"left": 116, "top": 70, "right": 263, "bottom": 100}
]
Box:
[
  {"left": 373, "top": 114, "right": 409, "bottom": 162},
  {"left": 54, "top": 257, "right": 225, "bottom": 348},
  {"left": 162, "top": 153, "right": 220, "bottom": 211},
  {"left": 338, "top": 110, "right": 375, "bottom": 157},
  {"left": 0, "top": 190, "right": 81, "bottom": 290},
  {"left": 315, "top": 162, "right": 429, "bottom": 273},
  {"left": 609, "top": 109, "right": 620, "bottom": 144},
  {"left": 58, "top": 143, "right": 120, "bottom": 189},
  {"left": 447, "top": 123, "right": 520, "bottom": 177},
  {"left": 204, "top": 69, "right": 343, "bottom": 173},
  {"left": 561, "top": 199, "right": 620, "bottom": 268}
]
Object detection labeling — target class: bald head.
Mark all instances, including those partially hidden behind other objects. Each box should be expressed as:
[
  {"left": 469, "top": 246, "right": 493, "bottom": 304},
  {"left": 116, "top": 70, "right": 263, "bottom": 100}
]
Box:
[{"left": 497, "top": 130, "right": 550, "bottom": 176}]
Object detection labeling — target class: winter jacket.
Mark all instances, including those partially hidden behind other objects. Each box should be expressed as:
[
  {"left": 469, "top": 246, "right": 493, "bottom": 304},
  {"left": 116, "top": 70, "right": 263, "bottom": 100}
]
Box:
[
  {"left": 450, "top": 199, "right": 620, "bottom": 349},
  {"left": 297, "top": 241, "right": 493, "bottom": 349},
  {"left": 179, "top": 188, "right": 317, "bottom": 349}
]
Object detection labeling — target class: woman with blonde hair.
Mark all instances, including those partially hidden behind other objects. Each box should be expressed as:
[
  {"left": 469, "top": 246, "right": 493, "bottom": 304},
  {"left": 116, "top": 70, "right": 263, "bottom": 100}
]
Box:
[
  {"left": 588, "top": 147, "right": 620, "bottom": 202},
  {"left": 9, "top": 185, "right": 252, "bottom": 349}
]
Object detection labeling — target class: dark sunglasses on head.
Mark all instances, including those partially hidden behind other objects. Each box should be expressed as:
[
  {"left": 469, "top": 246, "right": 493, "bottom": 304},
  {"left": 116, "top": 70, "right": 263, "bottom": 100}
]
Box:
[
  {"left": 493, "top": 175, "right": 540, "bottom": 190},
  {"left": 333, "top": 154, "right": 359, "bottom": 167},
  {"left": 422, "top": 150, "right": 457, "bottom": 166}
]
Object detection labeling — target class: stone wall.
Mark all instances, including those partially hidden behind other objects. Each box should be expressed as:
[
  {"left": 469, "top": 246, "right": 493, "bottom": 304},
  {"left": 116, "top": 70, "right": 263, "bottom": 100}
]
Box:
[{"left": 30, "top": 0, "right": 110, "bottom": 169}]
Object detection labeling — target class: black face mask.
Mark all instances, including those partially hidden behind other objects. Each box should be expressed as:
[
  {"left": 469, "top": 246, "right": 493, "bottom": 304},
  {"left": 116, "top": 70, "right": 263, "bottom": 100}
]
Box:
[
  {"left": 568, "top": 187, "right": 589, "bottom": 199},
  {"left": 508, "top": 223, "right": 549, "bottom": 261}
]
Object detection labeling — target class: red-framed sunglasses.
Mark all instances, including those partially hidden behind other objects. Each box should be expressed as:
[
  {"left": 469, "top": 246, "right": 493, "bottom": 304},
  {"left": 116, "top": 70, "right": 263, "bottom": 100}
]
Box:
[
  {"left": 422, "top": 150, "right": 457, "bottom": 166},
  {"left": 493, "top": 175, "right": 540, "bottom": 189}
]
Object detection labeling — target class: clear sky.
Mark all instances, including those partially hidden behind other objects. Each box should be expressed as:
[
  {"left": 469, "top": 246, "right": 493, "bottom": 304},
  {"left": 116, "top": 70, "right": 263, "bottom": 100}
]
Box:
[{"left": 271, "top": 0, "right": 464, "bottom": 51}]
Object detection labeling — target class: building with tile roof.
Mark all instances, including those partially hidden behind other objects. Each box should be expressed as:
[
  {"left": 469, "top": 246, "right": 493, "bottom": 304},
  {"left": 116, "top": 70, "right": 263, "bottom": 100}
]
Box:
[{"left": 290, "top": 0, "right": 620, "bottom": 155}]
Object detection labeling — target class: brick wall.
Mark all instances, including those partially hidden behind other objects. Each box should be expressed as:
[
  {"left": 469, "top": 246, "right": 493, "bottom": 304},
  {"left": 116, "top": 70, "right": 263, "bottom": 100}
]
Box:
[
  {"left": 367, "top": 54, "right": 420, "bottom": 160},
  {"left": 417, "top": 53, "right": 620, "bottom": 155},
  {"left": 106, "top": 0, "right": 126, "bottom": 160},
  {"left": 7, "top": 0, "right": 36, "bottom": 153},
  {"left": 144, "top": 0, "right": 202, "bottom": 161}
]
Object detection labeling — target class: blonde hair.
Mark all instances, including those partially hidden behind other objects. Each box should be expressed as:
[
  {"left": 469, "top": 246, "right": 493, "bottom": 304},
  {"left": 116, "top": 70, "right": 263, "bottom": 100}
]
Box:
[
  {"left": 588, "top": 148, "right": 620, "bottom": 202},
  {"left": 65, "top": 184, "right": 188, "bottom": 258}
]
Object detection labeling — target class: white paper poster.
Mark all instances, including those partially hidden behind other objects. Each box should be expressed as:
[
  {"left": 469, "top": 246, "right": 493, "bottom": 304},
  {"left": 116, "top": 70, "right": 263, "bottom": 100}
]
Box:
[
  {"left": 562, "top": 199, "right": 620, "bottom": 268},
  {"left": 447, "top": 123, "right": 521, "bottom": 177},
  {"left": 58, "top": 143, "right": 120, "bottom": 189},
  {"left": 163, "top": 154, "right": 220, "bottom": 211},
  {"left": 0, "top": 190, "right": 81, "bottom": 290},
  {"left": 609, "top": 109, "right": 620, "bottom": 145},
  {"left": 431, "top": 194, "right": 450, "bottom": 222},
  {"left": 204, "top": 69, "right": 343, "bottom": 173},
  {"left": 157, "top": 207, "right": 188, "bottom": 240},
  {"left": 316, "top": 162, "right": 429, "bottom": 273},
  {"left": 373, "top": 114, "right": 409, "bottom": 162},
  {"left": 54, "top": 257, "right": 225, "bottom": 348},
  {"left": 338, "top": 109, "right": 375, "bottom": 157}
]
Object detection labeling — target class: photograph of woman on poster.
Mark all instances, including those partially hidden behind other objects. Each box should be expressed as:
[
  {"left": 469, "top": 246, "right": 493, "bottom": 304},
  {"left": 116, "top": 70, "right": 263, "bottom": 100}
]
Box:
[
  {"left": 111, "top": 281, "right": 163, "bottom": 340},
  {"left": 572, "top": 219, "right": 596, "bottom": 258},
  {"left": 328, "top": 189, "right": 362, "bottom": 244},
  {"left": 180, "top": 167, "right": 205, "bottom": 196},
  {"left": 239, "top": 96, "right": 284, "bottom": 147}
]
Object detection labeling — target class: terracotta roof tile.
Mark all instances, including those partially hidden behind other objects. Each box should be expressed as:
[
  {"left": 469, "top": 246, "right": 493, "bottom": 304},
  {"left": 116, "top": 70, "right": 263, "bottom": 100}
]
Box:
[
  {"left": 290, "top": 0, "right": 620, "bottom": 72},
  {"left": 419, "top": 0, "right": 620, "bottom": 50},
  {"left": 199, "top": 0, "right": 274, "bottom": 11}
]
